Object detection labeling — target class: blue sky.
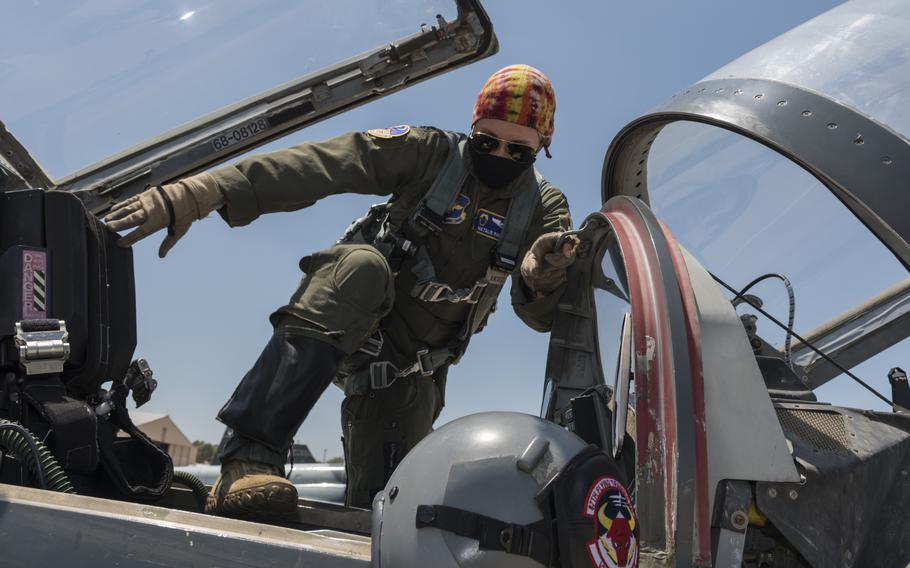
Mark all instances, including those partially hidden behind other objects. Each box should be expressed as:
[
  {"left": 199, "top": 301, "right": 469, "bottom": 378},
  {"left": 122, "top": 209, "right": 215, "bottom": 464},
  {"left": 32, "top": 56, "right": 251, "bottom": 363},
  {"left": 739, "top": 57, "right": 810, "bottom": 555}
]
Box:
[{"left": 13, "top": 0, "right": 896, "bottom": 461}]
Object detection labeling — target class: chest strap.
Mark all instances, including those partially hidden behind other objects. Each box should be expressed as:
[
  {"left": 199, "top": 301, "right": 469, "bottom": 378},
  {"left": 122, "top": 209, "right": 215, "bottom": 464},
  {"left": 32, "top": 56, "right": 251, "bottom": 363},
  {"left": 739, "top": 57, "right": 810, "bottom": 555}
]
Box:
[
  {"left": 458, "top": 170, "right": 542, "bottom": 341},
  {"left": 336, "top": 130, "right": 545, "bottom": 395},
  {"left": 346, "top": 170, "right": 543, "bottom": 395},
  {"left": 411, "top": 168, "right": 543, "bottom": 306},
  {"left": 407, "top": 131, "right": 470, "bottom": 237}
]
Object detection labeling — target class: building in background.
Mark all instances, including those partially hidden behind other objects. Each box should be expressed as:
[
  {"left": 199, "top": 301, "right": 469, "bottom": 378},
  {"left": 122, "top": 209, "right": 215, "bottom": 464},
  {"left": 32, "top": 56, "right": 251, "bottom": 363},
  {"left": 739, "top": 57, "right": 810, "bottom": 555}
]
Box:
[
  {"left": 290, "top": 444, "right": 316, "bottom": 464},
  {"left": 130, "top": 411, "right": 198, "bottom": 466}
]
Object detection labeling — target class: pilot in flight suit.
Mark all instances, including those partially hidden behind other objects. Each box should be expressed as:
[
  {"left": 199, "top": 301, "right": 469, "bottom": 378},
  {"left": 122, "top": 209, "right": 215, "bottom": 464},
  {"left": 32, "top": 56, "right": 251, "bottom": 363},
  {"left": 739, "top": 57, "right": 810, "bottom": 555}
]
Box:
[{"left": 104, "top": 64, "right": 578, "bottom": 514}]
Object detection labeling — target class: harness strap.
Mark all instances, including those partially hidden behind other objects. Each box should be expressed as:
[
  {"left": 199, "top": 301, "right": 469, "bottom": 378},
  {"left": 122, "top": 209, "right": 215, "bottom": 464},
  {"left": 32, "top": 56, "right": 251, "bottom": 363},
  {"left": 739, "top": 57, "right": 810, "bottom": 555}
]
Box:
[
  {"left": 341, "top": 340, "right": 456, "bottom": 396},
  {"left": 408, "top": 131, "right": 469, "bottom": 237},
  {"left": 494, "top": 170, "right": 545, "bottom": 271},
  {"left": 416, "top": 504, "right": 553, "bottom": 566},
  {"left": 367, "top": 346, "right": 453, "bottom": 390},
  {"left": 335, "top": 129, "right": 547, "bottom": 395},
  {"left": 415, "top": 265, "right": 509, "bottom": 304},
  {"left": 405, "top": 131, "right": 468, "bottom": 292},
  {"left": 458, "top": 171, "right": 544, "bottom": 341},
  {"left": 98, "top": 374, "right": 174, "bottom": 499},
  {"left": 411, "top": 166, "right": 543, "bottom": 307}
]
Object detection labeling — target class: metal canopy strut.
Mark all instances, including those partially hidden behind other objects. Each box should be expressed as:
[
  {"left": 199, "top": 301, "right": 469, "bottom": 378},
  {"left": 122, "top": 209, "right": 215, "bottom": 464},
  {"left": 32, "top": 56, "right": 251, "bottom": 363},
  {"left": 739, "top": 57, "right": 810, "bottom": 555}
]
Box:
[
  {"left": 602, "top": 76, "right": 910, "bottom": 390},
  {"left": 602, "top": 77, "right": 910, "bottom": 272}
]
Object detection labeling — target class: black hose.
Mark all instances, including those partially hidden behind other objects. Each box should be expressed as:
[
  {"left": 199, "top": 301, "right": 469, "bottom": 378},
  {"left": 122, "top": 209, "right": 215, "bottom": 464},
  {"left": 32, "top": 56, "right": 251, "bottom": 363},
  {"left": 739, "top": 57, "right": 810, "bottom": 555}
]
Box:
[
  {"left": 0, "top": 419, "right": 75, "bottom": 494},
  {"left": 0, "top": 422, "right": 45, "bottom": 489},
  {"left": 714, "top": 274, "right": 893, "bottom": 406},
  {"left": 171, "top": 470, "right": 209, "bottom": 512},
  {"left": 737, "top": 273, "right": 796, "bottom": 371}
]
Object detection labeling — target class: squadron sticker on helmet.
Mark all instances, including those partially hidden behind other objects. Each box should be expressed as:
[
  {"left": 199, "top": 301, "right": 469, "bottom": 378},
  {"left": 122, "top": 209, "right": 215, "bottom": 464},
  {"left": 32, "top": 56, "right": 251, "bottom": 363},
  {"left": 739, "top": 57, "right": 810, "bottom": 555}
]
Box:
[
  {"left": 367, "top": 125, "right": 411, "bottom": 139},
  {"left": 445, "top": 193, "right": 471, "bottom": 225},
  {"left": 584, "top": 476, "right": 638, "bottom": 568},
  {"left": 474, "top": 208, "right": 505, "bottom": 240}
]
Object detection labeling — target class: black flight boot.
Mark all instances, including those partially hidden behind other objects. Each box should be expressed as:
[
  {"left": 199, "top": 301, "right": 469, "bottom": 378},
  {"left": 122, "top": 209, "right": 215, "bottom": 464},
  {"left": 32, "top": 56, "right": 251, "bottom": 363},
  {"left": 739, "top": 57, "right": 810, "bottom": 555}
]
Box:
[{"left": 206, "top": 332, "right": 344, "bottom": 516}]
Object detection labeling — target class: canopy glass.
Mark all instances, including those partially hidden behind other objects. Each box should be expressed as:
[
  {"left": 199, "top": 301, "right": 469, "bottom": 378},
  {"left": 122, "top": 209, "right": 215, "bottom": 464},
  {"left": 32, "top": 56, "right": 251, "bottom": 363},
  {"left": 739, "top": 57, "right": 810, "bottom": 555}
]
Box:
[
  {"left": 647, "top": 122, "right": 908, "bottom": 353},
  {"left": 707, "top": 0, "right": 910, "bottom": 142},
  {"left": 1, "top": 0, "right": 456, "bottom": 180}
]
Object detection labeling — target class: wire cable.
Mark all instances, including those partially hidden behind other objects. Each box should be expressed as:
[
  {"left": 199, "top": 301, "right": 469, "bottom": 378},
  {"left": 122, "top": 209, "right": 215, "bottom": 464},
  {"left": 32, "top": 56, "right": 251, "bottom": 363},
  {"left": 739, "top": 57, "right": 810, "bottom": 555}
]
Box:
[
  {"left": 713, "top": 273, "right": 893, "bottom": 406},
  {"left": 736, "top": 273, "right": 796, "bottom": 371}
]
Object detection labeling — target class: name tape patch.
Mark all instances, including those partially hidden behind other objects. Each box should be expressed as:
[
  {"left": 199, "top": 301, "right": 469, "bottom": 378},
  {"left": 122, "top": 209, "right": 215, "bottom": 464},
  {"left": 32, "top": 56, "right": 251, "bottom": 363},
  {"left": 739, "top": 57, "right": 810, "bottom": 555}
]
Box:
[{"left": 474, "top": 208, "right": 505, "bottom": 241}]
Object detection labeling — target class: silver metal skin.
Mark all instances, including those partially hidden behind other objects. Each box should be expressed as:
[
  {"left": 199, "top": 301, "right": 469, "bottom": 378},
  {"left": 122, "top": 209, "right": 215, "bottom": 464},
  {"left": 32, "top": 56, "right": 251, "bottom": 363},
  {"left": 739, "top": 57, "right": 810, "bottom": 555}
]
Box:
[
  {"left": 791, "top": 278, "right": 910, "bottom": 388},
  {"left": 371, "top": 411, "right": 588, "bottom": 567},
  {"left": 681, "top": 248, "right": 800, "bottom": 515},
  {"left": 0, "top": 483, "right": 370, "bottom": 567}
]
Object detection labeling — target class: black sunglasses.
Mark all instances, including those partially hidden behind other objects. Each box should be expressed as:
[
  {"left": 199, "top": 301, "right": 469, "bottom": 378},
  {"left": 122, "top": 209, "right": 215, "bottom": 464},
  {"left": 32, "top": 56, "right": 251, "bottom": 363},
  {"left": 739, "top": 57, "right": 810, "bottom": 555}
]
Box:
[{"left": 468, "top": 131, "right": 539, "bottom": 164}]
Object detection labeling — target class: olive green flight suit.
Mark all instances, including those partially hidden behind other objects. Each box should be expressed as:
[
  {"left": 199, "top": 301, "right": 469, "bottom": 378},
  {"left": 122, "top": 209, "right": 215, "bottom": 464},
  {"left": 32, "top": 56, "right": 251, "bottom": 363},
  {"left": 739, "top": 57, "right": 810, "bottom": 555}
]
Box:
[{"left": 209, "top": 126, "right": 571, "bottom": 507}]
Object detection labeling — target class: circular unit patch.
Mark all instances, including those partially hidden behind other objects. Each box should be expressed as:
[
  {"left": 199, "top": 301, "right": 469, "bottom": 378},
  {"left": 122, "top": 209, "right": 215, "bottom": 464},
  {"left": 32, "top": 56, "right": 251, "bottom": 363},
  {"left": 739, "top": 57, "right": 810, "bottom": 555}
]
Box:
[
  {"left": 366, "top": 125, "right": 411, "bottom": 139},
  {"left": 583, "top": 476, "right": 638, "bottom": 568}
]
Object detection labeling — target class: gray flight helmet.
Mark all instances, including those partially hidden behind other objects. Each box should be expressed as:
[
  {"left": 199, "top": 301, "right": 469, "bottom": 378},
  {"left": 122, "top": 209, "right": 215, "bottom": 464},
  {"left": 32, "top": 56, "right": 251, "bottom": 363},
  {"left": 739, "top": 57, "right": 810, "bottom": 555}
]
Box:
[{"left": 371, "top": 411, "right": 589, "bottom": 567}]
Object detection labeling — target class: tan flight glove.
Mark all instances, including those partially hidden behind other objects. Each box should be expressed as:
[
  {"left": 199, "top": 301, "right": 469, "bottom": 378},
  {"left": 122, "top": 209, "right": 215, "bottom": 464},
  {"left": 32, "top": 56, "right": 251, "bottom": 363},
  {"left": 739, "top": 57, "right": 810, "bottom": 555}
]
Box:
[
  {"left": 103, "top": 172, "right": 225, "bottom": 258},
  {"left": 520, "top": 231, "right": 580, "bottom": 295}
]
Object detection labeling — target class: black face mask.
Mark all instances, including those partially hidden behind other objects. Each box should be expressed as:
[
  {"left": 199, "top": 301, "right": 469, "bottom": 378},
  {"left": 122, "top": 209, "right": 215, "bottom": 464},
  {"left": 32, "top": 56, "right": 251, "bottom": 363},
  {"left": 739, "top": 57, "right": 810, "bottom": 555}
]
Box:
[{"left": 468, "top": 145, "right": 532, "bottom": 189}]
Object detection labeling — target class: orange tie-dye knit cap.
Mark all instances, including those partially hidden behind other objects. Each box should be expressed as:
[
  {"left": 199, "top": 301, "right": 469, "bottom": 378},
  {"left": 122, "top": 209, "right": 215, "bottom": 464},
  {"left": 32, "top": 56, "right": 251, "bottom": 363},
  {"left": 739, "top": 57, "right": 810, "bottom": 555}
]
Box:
[{"left": 472, "top": 64, "right": 556, "bottom": 153}]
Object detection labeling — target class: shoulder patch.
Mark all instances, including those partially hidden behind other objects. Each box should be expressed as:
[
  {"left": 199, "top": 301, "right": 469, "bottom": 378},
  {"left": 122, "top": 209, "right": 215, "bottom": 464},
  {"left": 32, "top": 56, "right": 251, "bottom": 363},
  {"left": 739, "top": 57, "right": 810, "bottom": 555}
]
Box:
[
  {"left": 445, "top": 193, "right": 471, "bottom": 225},
  {"left": 367, "top": 125, "right": 411, "bottom": 139}
]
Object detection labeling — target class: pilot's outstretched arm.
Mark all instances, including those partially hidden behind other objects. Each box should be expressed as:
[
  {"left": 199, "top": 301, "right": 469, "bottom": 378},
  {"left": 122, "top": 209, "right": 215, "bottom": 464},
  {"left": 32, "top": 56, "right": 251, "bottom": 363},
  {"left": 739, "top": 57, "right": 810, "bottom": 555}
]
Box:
[
  {"left": 213, "top": 128, "right": 449, "bottom": 227},
  {"left": 103, "top": 127, "right": 450, "bottom": 256}
]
